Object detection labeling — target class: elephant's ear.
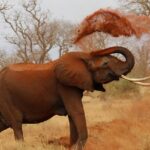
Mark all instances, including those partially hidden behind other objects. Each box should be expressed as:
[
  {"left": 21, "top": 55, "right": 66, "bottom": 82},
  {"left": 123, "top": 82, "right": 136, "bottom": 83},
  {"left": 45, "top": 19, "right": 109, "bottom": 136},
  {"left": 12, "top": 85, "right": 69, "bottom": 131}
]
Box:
[{"left": 54, "top": 53, "right": 94, "bottom": 91}]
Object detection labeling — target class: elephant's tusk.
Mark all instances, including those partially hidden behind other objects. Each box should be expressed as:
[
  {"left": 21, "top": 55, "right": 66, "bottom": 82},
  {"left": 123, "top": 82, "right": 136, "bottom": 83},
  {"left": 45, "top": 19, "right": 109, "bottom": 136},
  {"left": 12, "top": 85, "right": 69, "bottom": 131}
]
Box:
[
  {"left": 121, "top": 75, "right": 150, "bottom": 82},
  {"left": 121, "top": 75, "right": 150, "bottom": 86},
  {"left": 133, "top": 81, "right": 150, "bottom": 86}
]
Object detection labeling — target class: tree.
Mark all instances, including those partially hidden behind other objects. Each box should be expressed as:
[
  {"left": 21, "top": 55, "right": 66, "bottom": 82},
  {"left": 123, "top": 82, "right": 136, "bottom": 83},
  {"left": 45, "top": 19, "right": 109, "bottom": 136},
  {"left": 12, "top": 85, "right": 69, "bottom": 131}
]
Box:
[
  {"left": 0, "top": 0, "right": 59, "bottom": 63},
  {"left": 134, "top": 42, "right": 150, "bottom": 76},
  {"left": 0, "top": 49, "right": 20, "bottom": 69},
  {"left": 76, "top": 32, "right": 108, "bottom": 51},
  {"left": 120, "top": 0, "right": 150, "bottom": 16},
  {"left": 0, "top": 2, "right": 8, "bottom": 11},
  {"left": 55, "top": 20, "right": 76, "bottom": 57},
  {"left": 120, "top": 0, "right": 150, "bottom": 76}
]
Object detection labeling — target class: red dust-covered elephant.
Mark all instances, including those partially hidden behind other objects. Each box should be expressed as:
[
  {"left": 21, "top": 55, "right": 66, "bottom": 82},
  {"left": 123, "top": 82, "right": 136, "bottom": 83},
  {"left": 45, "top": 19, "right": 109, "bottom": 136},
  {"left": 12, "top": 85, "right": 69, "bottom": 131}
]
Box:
[{"left": 0, "top": 46, "right": 135, "bottom": 150}]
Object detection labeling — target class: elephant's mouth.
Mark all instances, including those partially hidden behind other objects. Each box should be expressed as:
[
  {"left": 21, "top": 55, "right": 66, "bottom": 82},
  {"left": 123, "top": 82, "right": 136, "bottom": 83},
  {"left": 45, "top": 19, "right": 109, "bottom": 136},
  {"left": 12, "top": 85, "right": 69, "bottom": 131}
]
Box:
[
  {"left": 110, "top": 73, "right": 120, "bottom": 81},
  {"left": 102, "top": 73, "right": 120, "bottom": 84},
  {"left": 93, "top": 82, "right": 106, "bottom": 92}
]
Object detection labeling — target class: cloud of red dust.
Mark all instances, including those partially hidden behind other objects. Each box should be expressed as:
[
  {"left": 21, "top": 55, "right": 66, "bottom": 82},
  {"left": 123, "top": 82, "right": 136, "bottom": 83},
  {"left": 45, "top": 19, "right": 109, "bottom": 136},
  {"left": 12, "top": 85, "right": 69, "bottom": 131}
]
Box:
[{"left": 74, "top": 9, "right": 150, "bottom": 44}]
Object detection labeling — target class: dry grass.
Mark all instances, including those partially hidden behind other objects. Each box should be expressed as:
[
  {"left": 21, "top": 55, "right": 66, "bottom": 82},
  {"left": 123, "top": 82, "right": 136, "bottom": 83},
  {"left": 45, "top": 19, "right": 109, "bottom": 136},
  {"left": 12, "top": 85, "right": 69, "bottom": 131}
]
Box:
[
  {"left": 0, "top": 93, "right": 150, "bottom": 150},
  {"left": 0, "top": 117, "right": 69, "bottom": 150}
]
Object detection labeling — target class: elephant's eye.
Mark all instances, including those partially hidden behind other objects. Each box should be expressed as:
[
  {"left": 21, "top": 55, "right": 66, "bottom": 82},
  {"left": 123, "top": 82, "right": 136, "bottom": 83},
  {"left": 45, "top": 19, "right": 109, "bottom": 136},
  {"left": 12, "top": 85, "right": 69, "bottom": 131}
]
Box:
[
  {"left": 99, "top": 57, "right": 109, "bottom": 68},
  {"left": 102, "top": 62, "right": 108, "bottom": 67},
  {"left": 99, "top": 61, "right": 108, "bottom": 68}
]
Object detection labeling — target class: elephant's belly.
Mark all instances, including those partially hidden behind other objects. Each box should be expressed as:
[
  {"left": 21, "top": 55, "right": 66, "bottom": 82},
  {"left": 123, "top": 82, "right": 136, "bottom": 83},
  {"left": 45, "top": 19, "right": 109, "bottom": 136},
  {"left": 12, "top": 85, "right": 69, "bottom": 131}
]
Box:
[
  {"left": 23, "top": 113, "right": 54, "bottom": 124},
  {"left": 23, "top": 107, "right": 67, "bottom": 124},
  {"left": 22, "top": 101, "right": 67, "bottom": 124}
]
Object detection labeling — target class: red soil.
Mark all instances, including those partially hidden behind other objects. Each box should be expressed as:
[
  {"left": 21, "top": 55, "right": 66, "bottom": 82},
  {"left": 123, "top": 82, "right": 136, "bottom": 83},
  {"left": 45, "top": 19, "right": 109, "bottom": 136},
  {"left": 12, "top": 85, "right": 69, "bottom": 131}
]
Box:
[{"left": 49, "top": 98, "right": 150, "bottom": 150}]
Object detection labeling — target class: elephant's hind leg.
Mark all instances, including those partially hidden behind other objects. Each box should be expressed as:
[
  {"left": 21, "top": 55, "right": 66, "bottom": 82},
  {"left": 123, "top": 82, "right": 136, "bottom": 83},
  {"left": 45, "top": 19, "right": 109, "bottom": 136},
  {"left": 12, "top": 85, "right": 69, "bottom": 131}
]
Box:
[
  {"left": 12, "top": 121, "right": 23, "bottom": 141},
  {"left": 6, "top": 109, "right": 24, "bottom": 141},
  {"left": 0, "top": 85, "right": 24, "bottom": 140},
  {"left": 0, "top": 105, "right": 24, "bottom": 141}
]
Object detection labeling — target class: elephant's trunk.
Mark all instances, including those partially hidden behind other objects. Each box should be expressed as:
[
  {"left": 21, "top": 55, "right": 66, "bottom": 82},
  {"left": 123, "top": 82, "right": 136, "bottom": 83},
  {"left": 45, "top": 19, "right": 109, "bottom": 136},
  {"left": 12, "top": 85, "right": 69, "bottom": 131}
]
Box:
[{"left": 91, "top": 46, "right": 135, "bottom": 75}]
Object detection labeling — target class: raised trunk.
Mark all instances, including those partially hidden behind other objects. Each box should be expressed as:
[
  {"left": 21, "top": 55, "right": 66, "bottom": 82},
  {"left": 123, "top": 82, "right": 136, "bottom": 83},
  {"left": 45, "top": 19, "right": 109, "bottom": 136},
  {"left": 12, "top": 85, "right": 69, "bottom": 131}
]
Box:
[{"left": 91, "top": 46, "right": 135, "bottom": 75}]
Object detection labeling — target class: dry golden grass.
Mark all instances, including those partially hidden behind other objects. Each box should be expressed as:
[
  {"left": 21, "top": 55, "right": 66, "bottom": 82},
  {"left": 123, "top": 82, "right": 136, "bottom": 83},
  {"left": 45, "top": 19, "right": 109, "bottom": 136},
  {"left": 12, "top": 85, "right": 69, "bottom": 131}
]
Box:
[
  {"left": 0, "top": 116, "right": 69, "bottom": 150},
  {"left": 0, "top": 93, "right": 150, "bottom": 150}
]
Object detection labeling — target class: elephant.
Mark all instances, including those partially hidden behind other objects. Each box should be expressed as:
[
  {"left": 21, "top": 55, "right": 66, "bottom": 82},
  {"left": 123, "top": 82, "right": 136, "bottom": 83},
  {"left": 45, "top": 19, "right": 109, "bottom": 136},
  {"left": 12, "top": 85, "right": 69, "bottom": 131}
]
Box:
[{"left": 0, "top": 46, "right": 135, "bottom": 150}]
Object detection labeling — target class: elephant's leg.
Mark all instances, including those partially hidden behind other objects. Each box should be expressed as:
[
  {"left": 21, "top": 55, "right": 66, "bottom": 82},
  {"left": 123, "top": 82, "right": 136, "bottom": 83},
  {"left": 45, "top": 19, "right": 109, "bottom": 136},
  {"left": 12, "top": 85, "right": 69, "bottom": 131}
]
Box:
[
  {"left": 0, "top": 104, "right": 23, "bottom": 140},
  {"left": 8, "top": 109, "right": 24, "bottom": 141},
  {"left": 0, "top": 89, "right": 24, "bottom": 140},
  {"left": 70, "top": 112, "right": 87, "bottom": 150},
  {"left": 59, "top": 85, "right": 88, "bottom": 150},
  {"left": 68, "top": 116, "right": 78, "bottom": 146},
  {"left": 0, "top": 112, "right": 23, "bottom": 140},
  {"left": 12, "top": 121, "right": 23, "bottom": 141},
  {"left": 3, "top": 114, "right": 23, "bottom": 141}
]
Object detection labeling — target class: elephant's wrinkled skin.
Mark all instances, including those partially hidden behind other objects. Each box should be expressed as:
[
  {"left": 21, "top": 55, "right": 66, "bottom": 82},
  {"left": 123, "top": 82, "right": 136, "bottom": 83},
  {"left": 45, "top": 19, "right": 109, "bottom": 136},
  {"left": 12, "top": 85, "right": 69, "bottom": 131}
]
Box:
[{"left": 0, "top": 46, "right": 134, "bottom": 150}]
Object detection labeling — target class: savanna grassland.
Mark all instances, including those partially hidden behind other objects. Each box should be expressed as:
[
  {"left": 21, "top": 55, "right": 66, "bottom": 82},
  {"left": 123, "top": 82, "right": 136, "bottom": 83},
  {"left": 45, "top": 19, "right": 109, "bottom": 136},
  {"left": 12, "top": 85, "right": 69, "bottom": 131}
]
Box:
[{"left": 0, "top": 89, "right": 150, "bottom": 150}]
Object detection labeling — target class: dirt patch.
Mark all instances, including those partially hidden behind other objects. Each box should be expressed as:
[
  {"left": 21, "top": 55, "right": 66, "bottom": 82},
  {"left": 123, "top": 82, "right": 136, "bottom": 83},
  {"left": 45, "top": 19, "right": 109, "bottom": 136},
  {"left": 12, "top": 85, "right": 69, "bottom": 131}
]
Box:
[
  {"left": 56, "top": 97, "right": 150, "bottom": 150},
  {"left": 48, "top": 137, "right": 69, "bottom": 148}
]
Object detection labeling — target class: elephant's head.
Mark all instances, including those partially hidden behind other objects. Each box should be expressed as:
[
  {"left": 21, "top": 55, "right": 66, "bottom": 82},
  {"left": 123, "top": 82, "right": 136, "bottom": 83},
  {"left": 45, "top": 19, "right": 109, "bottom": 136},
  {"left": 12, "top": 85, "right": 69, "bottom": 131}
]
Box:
[{"left": 55, "top": 46, "right": 135, "bottom": 92}]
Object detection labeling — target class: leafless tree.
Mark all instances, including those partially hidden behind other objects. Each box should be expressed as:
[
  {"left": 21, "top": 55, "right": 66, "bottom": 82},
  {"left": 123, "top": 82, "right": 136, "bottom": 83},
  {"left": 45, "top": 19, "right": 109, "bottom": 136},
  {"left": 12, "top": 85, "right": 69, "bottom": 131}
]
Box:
[
  {"left": 0, "top": 50, "right": 9, "bottom": 68},
  {"left": 0, "top": 1, "right": 9, "bottom": 11},
  {"left": 55, "top": 20, "right": 76, "bottom": 57},
  {"left": 77, "top": 32, "right": 108, "bottom": 51},
  {"left": 134, "top": 42, "right": 150, "bottom": 76},
  {"left": 120, "top": 0, "right": 150, "bottom": 15},
  {"left": 120, "top": 0, "right": 150, "bottom": 75},
  {"left": 0, "top": 49, "right": 20, "bottom": 69},
  {"left": 0, "top": 0, "right": 59, "bottom": 63}
]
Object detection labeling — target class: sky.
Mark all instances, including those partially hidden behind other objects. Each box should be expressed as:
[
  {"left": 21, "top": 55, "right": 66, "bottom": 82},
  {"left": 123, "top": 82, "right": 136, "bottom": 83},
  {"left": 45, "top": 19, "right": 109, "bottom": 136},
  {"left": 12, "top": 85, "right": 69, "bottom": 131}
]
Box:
[
  {"left": 0, "top": 0, "right": 119, "bottom": 50},
  {"left": 41, "top": 0, "right": 119, "bottom": 22},
  {"left": 13, "top": 0, "right": 120, "bottom": 23},
  {"left": 0, "top": 0, "right": 120, "bottom": 54}
]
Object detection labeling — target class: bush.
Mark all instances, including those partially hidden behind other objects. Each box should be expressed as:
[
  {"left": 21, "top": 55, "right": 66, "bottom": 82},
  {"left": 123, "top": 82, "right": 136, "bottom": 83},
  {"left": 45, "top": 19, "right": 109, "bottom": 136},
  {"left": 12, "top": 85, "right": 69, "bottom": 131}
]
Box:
[
  {"left": 84, "top": 79, "right": 140, "bottom": 101},
  {"left": 102, "top": 79, "right": 140, "bottom": 99}
]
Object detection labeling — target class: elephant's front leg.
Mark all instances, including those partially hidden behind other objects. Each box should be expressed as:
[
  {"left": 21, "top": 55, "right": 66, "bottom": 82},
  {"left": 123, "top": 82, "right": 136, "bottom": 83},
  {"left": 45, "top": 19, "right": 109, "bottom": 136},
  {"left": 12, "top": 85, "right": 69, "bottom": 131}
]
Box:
[
  {"left": 68, "top": 116, "right": 78, "bottom": 146},
  {"left": 59, "top": 85, "right": 88, "bottom": 150},
  {"left": 70, "top": 113, "right": 87, "bottom": 150}
]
